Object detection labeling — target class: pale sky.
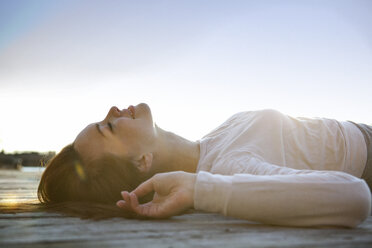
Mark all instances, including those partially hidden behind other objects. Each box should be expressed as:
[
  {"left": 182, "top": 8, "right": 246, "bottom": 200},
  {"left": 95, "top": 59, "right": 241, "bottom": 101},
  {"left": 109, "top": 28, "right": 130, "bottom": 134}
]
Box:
[{"left": 0, "top": 0, "right": 371, "bottom": 153}]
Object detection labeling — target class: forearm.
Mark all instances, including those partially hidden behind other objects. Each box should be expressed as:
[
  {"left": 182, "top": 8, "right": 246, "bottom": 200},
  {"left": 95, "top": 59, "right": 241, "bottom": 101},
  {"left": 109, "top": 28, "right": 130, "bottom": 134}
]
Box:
[{"left": 194, "top": 171, "right": 371, "bottom": 228}]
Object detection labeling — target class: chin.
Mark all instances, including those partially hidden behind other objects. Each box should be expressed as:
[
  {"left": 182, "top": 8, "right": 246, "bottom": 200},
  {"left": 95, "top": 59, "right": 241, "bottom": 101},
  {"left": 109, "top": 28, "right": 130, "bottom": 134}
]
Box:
[
  {"left": 136, "top": 103, "right": 153, "bottom": 120},
  {"left": 137, "top": 102, "right": 149, "bottom": 109}
]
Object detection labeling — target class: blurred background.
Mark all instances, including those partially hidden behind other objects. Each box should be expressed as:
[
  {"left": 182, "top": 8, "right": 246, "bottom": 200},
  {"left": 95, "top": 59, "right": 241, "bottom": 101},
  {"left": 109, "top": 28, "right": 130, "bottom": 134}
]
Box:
[{"left": 0, "top": 0, "right": 371, "bottom": 153}]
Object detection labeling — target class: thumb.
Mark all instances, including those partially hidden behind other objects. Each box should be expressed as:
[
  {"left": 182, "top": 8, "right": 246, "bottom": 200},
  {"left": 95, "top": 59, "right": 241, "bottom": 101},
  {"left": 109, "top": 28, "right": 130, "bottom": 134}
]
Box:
[{"left": 131, "top": 177, "right": 155, "bottom": 198}]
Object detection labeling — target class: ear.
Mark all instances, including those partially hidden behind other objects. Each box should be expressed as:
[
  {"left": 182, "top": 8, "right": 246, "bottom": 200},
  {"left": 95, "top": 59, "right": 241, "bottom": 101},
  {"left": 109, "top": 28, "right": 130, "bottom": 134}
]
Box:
[{"left": 134, "top": 153, "right": 153, "bottom": 173}]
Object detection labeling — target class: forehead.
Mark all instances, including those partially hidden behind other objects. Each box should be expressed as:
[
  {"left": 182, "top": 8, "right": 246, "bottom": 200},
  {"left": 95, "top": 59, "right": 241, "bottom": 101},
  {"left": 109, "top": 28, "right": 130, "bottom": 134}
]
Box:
[{"left": 74, "top": 123, "right": 104, "bottom": 163}]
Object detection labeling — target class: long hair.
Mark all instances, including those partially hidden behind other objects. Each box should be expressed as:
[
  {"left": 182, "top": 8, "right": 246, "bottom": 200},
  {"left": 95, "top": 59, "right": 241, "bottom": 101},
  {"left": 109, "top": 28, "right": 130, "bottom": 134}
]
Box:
[{"left": 2, "top": 144, "right": 153, "bottom": 219}]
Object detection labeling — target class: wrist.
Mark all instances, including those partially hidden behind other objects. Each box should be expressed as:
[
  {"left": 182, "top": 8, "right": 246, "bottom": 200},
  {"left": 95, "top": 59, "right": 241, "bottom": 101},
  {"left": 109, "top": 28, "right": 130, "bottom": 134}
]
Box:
[{"left": 185, "top": 172, "right": 197, "bottom": 208}]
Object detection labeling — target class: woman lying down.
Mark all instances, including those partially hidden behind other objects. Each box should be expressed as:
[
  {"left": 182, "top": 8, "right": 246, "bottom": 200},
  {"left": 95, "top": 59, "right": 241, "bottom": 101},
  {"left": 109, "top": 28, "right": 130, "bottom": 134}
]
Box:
[{"left": 38, "top": 103, "right": 372, "bottom": 228}]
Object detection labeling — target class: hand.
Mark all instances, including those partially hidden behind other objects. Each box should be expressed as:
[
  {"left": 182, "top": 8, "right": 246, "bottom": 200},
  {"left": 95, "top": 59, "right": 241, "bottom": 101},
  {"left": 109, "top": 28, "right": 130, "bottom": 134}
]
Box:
[{"left": 116, "top": 171, "right": 197, "bottom": 218}]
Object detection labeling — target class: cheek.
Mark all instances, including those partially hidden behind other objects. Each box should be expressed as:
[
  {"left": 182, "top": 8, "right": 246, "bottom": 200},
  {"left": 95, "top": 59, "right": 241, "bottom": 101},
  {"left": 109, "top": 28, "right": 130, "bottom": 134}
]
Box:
[
  {"left": 123, "top": 126, "right": 155, "bottom": 151},
  {"left": 116, "top": 119, "right": 151, "bottom": 137},
  {"left": 126, "top": 128, "right": 152, "bottom": 148},
  {"left": 115, "top": 118, "right": 154, "bottom": 144},
  {"left": 105, "top": 137, "right": 124, "bottom": 152}
]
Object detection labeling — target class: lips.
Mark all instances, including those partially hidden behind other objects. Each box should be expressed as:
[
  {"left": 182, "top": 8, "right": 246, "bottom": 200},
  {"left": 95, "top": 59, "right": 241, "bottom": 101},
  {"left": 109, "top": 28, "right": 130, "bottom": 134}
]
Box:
[{"left": 128, "top": 105, "right": 135, "bottom": 119}]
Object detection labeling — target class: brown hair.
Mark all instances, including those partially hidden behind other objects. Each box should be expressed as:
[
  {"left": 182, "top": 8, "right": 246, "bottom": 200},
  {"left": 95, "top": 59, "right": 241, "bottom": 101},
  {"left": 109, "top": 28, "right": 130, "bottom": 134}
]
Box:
[{"left": 36, "top": 144, "right": 153, "bottom": 219}]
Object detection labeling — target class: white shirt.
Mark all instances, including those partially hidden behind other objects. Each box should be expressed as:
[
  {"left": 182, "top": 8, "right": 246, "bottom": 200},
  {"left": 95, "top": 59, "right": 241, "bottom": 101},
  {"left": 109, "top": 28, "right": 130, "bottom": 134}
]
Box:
[{"left": 194, "top": 110, "right": 371, "bottom": 228}]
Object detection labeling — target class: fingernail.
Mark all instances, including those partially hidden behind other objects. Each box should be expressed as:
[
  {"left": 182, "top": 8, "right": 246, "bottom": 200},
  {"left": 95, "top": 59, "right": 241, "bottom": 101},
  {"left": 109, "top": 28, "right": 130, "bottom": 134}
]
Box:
[{"left": 129, "top": 193, "right": 136, "bottom": 200}]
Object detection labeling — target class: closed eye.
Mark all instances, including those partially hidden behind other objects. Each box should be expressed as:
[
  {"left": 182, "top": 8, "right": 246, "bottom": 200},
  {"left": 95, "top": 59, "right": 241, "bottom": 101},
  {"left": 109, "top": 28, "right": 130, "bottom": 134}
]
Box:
[{"left": 108, "top": 122, "right": 114, "bottom": 133}]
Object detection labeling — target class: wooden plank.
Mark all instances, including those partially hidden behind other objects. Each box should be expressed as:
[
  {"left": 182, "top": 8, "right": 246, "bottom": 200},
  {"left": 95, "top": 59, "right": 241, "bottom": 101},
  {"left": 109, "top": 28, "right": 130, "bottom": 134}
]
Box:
[{"left": 1, "top": 169, "right": 372, "bottom": 248}]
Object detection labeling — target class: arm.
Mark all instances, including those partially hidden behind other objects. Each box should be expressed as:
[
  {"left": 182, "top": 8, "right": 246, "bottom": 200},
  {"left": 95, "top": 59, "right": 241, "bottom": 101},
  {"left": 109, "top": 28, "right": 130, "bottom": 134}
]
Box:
[
  {"left": 117, "top": 169, "right": 371, "bottom": 228},
  {"left": 195, "top": 170, "right": 371, "bottom": 228}
]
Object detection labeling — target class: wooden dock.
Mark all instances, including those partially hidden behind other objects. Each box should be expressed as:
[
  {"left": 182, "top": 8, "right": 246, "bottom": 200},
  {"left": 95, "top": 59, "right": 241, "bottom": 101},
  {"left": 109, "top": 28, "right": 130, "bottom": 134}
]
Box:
[{"left": 1, "top": 169, "right": 372, "bottom": 248}]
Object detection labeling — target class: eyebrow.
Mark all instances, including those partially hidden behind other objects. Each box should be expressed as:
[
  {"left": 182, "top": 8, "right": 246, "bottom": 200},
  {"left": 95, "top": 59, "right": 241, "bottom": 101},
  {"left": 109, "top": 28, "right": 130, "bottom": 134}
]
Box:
[{"left": 96, "top": 123, "right": 105, "bottom": 137}]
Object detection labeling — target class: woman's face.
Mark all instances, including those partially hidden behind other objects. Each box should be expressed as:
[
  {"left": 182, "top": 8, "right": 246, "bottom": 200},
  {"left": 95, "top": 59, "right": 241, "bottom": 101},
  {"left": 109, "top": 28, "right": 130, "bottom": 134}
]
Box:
[{"left": 74, "top": 103, "right": 156, "bottom": 163}]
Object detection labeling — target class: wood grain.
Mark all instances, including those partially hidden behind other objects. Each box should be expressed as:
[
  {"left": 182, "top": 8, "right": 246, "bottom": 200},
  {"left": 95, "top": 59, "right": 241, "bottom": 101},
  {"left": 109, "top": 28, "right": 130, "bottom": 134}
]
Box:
[{"left": 1, "top": 169, "right": 371, "bottom": 248}]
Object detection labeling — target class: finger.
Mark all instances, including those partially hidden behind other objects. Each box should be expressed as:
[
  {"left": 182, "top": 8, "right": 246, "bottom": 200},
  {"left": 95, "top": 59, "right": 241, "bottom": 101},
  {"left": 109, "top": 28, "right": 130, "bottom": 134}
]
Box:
[
  {"left": 129, "top": 192, "right": 140, "bottom": 211},
  {"left": 121, "top": 191, "right": 131, "bottom": 202},
  {"left": 129, "top": 192, "right": 152, "bottom": 217},
  {"left": 131, "top": 178, "right": 155, "bottom": 198},
  {"left": 129, "top": 193, "right": 168, "bottom": 218},
  {"left": 117, "top": 192, "right": 135, "bottom": 212},
  {"left": 116, "top": 200, "right": 126, "bottom": 208},
  {"left": 116, "top": 200, "right": 133, "bottom": 212}
]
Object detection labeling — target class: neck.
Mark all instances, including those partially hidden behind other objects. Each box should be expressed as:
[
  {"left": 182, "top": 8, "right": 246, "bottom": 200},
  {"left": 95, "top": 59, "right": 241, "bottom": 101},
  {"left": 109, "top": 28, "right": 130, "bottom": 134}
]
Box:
[{"left": 151, "top": 124, "right": 200, "bottom": 174}]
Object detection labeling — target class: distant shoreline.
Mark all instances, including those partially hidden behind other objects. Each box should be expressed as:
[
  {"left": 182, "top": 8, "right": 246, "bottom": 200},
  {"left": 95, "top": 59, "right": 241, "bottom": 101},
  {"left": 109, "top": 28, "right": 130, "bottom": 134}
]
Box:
[
  {"left": 0, "top": 151, "right": 55, "bottom": 169},
  {"left": 0, "top": 166, "right": 45, "bottom": 172}
]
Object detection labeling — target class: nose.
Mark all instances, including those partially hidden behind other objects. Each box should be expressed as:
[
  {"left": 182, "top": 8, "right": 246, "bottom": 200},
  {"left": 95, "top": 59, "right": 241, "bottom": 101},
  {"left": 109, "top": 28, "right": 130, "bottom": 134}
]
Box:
[{"left": 105, "top": 106, "right": 120, "bottom": 120}]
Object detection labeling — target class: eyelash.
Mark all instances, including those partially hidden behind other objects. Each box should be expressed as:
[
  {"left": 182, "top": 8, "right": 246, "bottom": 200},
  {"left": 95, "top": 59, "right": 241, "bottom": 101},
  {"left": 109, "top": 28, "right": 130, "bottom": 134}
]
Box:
[{"left": 108, "top": 122, "right": 114, "bottom": 132}]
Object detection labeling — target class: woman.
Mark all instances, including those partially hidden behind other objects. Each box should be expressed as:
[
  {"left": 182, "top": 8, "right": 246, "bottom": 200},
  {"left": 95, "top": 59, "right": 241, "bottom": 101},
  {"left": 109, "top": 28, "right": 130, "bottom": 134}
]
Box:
[{"left": 38, "top": 103, "right": 372, "bottom": 227}]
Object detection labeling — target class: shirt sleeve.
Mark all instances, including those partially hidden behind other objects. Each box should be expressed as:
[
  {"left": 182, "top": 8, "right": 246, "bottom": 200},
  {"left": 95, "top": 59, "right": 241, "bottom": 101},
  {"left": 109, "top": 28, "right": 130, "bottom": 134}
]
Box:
[{"left": 193, "top": 166, "right": 371, "bottom": 228}]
